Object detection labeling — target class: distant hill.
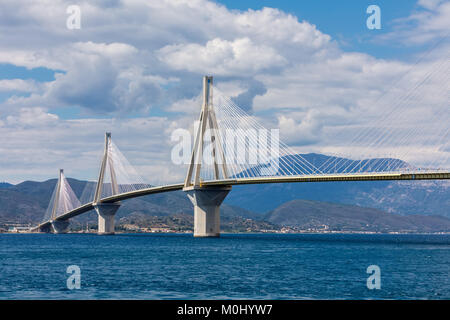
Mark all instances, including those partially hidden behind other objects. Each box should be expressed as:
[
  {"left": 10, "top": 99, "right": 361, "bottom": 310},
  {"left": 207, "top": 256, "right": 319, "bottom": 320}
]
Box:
[
  {"left": 265, "top": 199, "right": 450, "bottom": 233},
  {"left": 117, "top": 212, "right": 279, "bottom": 233},
  {"left": 0, "top": 182, "right": 13, "bottom": 188}
]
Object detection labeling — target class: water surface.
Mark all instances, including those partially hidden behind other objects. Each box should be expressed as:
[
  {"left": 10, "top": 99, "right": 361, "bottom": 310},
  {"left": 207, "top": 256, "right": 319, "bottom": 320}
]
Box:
[{"left": 0, "top": 233, "right": 449, "bottom": 299}]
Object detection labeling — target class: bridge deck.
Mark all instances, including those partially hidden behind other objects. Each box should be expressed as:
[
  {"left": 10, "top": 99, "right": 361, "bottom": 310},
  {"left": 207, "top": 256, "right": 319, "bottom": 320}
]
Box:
[
  {"left": 203, "top": 171, "right": 450, "bottom": 186},
  {"left": 34, "top": 171, "right": 449, "bottom": 230}
]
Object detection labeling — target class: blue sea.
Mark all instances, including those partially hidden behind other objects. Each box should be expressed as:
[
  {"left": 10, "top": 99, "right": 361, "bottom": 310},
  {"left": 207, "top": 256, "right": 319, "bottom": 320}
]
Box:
[{"left": 0, "top": 233, "right": 449, "bottom": 299}]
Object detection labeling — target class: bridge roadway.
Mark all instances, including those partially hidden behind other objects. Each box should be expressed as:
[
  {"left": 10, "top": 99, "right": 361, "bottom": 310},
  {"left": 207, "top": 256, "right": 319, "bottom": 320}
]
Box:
[{"left": 34, "top": 171, "right": 450, "bottom": 231}]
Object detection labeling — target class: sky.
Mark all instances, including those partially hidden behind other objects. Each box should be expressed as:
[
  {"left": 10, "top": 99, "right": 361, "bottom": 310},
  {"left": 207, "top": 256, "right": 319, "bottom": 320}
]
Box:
[{"left": 0, "top": 0, "right": 448, "bottom": 184}]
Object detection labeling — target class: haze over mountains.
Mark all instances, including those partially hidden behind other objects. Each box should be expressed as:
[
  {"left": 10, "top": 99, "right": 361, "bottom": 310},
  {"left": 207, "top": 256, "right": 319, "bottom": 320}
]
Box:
[{"left": 0, "top": 154, "right": 448, "bottom": 232}]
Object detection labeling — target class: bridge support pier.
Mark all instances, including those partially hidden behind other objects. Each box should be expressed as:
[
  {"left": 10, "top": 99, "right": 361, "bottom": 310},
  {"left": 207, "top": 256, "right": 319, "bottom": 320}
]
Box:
[
  {"left": 184, "top": 186, "right": 231, "bottom": 237},
  {"left": 51, "top": 220, "right": 70, "bottom": 234},
  {"left": 95, "top": 203, "right": 121, "bottom": 235},
  {"left": 39, "top": 224, "right": 53, "bottom": 233}
]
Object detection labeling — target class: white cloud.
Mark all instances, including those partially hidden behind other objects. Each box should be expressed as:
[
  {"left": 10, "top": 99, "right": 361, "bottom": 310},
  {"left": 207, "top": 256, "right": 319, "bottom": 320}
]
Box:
[
  {"left": 0, "top": 0, "right": 448, "bottom": 184},
  {"left": 379, "top": 0, "right": 450, "bottom": 45},
  {"left": 6, "top": 107, "right": 58, "bottom": 127},
  {"left": 0, "top": 79, "right": 43, "bottom": 92},
  {"left": 158, "top": 37, "right": 286, "bottom": 76},
  {"left": 0, "top": 112, "right": 186, "bottom": 184},
  {"left": 417, "top": 0, "right": 445, "bottom": 11},
  {"left": 278, "top": 111, "right": 323, "bottom": 146}
]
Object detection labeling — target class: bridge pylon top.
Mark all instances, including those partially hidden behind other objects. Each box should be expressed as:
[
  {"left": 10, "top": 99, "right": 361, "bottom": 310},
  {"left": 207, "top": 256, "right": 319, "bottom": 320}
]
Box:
[
  {"left": 184, "top": 76, "right": 228, "bottom": 188},
  {"left": 93, "top": 132, "right": 119, "bottom": 203},
  {"left": 50, "top": 168, "right": 64, "bottom": 220}
]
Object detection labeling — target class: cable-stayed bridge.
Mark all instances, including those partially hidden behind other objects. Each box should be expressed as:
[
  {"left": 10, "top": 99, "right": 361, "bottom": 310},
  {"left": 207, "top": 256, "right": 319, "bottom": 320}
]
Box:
[{"left": 33, "top": 74, "right": 449, "bottom": 237}]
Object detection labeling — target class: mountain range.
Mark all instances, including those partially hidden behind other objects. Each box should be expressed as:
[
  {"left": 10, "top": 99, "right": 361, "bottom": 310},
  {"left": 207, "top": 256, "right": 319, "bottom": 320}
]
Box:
[{"left": 265, "top": 200, "right": 450, "bottom": 233}]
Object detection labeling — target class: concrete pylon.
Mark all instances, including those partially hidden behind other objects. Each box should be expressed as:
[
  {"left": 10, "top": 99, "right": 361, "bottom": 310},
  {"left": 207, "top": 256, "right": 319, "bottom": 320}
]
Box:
[
  {"left": 93, "top": 132, "right": 121, "bottom": 235},
  {"left": 185, "top": 186, "right": 231, "bottom": 237},
  {"left": 39, "top": 223, "right": 53, "bottom": 233},
  {"left": 51, "top": 169, "right": 64, "bottom": 221},
  {"left": 184, "top": 76, "right": 228, "bottom": 187},
  {"left": 51, "top": 219, "right": 70, "bottom": 234},
  {"left": 183, "top": 76, "right": 231, "bottom": 237},
  {"left": 48, "top": 169, "right": 70, "bottom": 234},
  {"left": 94, "top": 203, "right": 121, "bottom": 235}
]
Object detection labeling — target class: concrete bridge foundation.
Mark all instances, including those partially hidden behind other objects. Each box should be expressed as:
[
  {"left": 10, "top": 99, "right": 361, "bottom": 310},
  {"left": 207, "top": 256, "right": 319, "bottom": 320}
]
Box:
[
  {"left": 184, "top": 186, "right": 231, "bottom": 237},
  {"left": 51, "top": 220, "right": 70, "bottom": 233},
  {"left": 95, "top": 203, "right": 121, "bottom": 235},
  {"left": 39, "top": 223, "right": 53, "bottom": 233}
]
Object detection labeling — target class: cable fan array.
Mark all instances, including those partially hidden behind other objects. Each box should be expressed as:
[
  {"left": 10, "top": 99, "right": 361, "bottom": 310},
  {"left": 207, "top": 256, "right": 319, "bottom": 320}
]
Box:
[
  {"left": 317, "top": 56, "right": 449, "bottom": 174},
  {"left": 42, "top": 171, "right": 81, "bottom": 222},
  {"left": 194, "top": 86, "right": 321, "bottom": 182},
  {"left": 79, "top": 139, "right": 153, "bottom": 204}
]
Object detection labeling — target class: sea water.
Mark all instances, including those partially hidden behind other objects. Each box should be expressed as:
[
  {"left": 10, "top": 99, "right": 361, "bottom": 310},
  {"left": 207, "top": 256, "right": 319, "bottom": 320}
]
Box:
[{"left": 0, "top": 233, "right": 449, "bottom": 299}]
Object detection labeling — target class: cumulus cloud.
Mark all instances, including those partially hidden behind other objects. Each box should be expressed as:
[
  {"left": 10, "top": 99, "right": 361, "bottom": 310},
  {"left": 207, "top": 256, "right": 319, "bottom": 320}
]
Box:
[
  {"left": 230, "top": 79, "right": 267, "bottom": 113},
  {"left": 278, "top": 111, "right": 323, "bottom": 146},
  {"left": 6, "top": 108, "right": 58, "bottom": 127},
  {"left": 0, "top": 79, "right": 44, "bottom": 93},
  {"left": 49, "top": 54, "right": 119, "bottom": 112},
  {"left": 0, "top": 113, "right": 187, "bottom": 184},
  {"left": 158, "top": 37, "right": 286, "bottom": 76},
  {"left": 0, "top": 0, "right": 448, "bottom": 183},
  {"left": 0, "top": 1, "right": 333, "bottom": 116}
]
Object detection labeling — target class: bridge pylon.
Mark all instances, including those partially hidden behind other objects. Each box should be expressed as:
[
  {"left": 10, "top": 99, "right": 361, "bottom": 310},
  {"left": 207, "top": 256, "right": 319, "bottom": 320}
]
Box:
[
  {"left": 49, "top": 169, "right": 70, "bottom": 234},
  {"left": 183, "top": 76, "right": 231, "bottom": 237},
  {"left": 93, "top": 132, "right": 121, "bottom": 235}
]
